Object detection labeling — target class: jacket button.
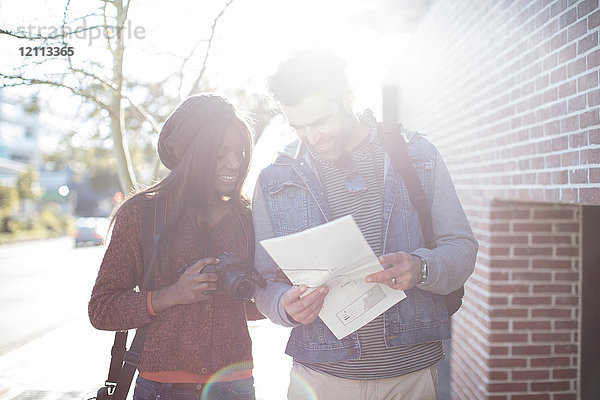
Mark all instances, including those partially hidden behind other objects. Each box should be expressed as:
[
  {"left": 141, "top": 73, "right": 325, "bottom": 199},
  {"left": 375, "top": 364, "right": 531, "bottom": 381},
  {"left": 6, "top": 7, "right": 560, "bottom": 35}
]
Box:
[
  {"left": 205, "top": 304, "right": 212, "bottom": 311},
  {"left": 201, "top": 367, "right": 208, "bottom": 374}
]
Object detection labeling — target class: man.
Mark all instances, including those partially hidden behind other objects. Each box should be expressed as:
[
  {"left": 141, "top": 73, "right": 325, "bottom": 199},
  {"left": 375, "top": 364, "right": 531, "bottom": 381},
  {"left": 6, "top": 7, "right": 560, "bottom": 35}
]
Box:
[{"left": 252, "top": 48, "right": 478, "bottom": 400}]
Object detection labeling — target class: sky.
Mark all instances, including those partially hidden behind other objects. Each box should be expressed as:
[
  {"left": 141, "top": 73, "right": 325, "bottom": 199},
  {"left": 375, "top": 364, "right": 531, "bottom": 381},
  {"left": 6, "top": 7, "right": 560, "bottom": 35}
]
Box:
[
  {"left": 0, "top": 0, "right": 410, "bottom": 193},
  {"left": 0, "top": 0, "right": 409, "bottom": 115}
]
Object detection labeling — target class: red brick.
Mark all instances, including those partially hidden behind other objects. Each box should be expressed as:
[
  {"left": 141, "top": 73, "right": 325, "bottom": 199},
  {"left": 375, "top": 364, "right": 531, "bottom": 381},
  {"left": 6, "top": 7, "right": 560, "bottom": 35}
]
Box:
[
  {"left": 489, "top": 259, "right": 530, "bottom": 268},
  {"left": 555, "top": 296, "right": 579, "bottom": 306},
  {"left": 531, "top": 235, "right": 573, "bottom": 244},
  {"left": 489, "top": 295, "right": 509, "bottom": 305},
  {"left": 559, "top": 81, "right": 576, "bottom": 98},
  {"left": 561, "top": 188, "right": 579, "bottom": 202},
  {"left": 554, "top": 344, "right": 578, "bottom": 354},
  {"left": 532, "top": 308, "right": 573, "bottom": 318},
  {"left": 513, "top": 271, "right": 552, "bottom": 281},
  {"left": 578, "top": 0, "right": 599, "bottom": 17},
  {"left": 578, "top": 31, "right": 599, "bottom": 54},
  {"left": 513, "top": 223, "right": 552, "bottom": 232},
  {"left": 590, "top": 128, "right": 600, "bottom": 144},
  {"left": 533, "top": 332, "right": 573, "bottom": 341},
  {"left": 530, "top": 356, "right": 571, "bottom": 367},
  {"left": 533, "top": 284, "right": 573, "bottom": 293},
  {"left": 488, "top": 358, "right": 528, "bottom": 368},
  {"left": 581, "top": 109, "right": 599, "bottom": 129},
  {"left": 513, "top": 345, "right": 552, "bottom": 355},
  {"left": 491, "top": 235, "right": 529, "bottom": 244},
  {"left": 489, "top": 209, "right": 531, "bottom": 219},
  {"left": 590, "top": 9, "right": 600, "bottom": 29},
  {"left": 562, "top": 150, "right": 581, "bottom": 166},
  {"left": 551, "top": 65, "right": 567, "bottom": 83},
  {"left": 532, "top": 380, "right": 571, "bottom": 391},
  {"left": 567, "top": 19, "right": 588, "bottom": 42},
  {"left": 490, "top": 321, "right": 509, "bottom": 330},
  {"left": 554, "top": 272, "right": 579, "bottom": 281},
  {"left": 591, "top": 168, "right": 600, "bottom": 183},
  {"left": 513, "top": 320, "right": 552, "bottom": 330},
  {"left": 545, "top": 154, "right": 561, "bottom": 167},
  {"left": 533, "top": 209, "right": 574, "bottom": 219},
  {"left": 560, "top": 8, "right": 577, "bottom": 29},
  {"left": 489, "top": 332, "right": 529, "bottom": 342},
  {"left": 581, "top": 147, "right": 600, "bottom": 163},
  {"left": 580, "top": 187, "right": 600, "bottom": 203},
  {"left": 489, "top": 370, "right": 508, "bottom": 380},
  {"left": 489, "top": 308, "right": 529, "bottom": 318},
  {"left": 561, "top": 115, "right": 580, "bottom": 133},
  {"left": 557, "top": 246, "right": 579, "bottom": 256},
  {"left": 511, "top": 369, "right": 550, "bottom": 380},
  {"left": 567, "top": 57, "right": 587, "bottom": 77},
  {"left": 554, "top": 394, "right": 577, "bottom": 400},
  {"left": 487, "top": 382, "right": 528, "bottom": 393},
  {"left": 532, "top": 258, "right": 572, "bottom": 269},
  {"left": 513, "top": 246, "right": 553, "bottom": 256},
  {"left": 589, "top": 88, "right": 600, "bottom": 106},
  {"left": 555, "top": 320, "right": 578, "bottom": 329},
  {"left": 551, "top": 0, "right": 568, "bottom": 18},
  {"left": 553, "top": 368, "right": 578, "bottom": 378},
  {"left": 551, "top": 100, "right": 568, "bottom": 116},
  {"left": 568, "top": 94, "right": 586, "bottom": 112},
  {"left": 569, "top": 169, "right": 587, "bottom": 184},
  {"left": 491, "top": 284, "right": 530, "bottom": 293},
  {"left": 579, "top": 71, "right": 599, "bottom": 90},
  {"left": 569, "top": 131, "right": 589, "bottom": 147},
  {"left": 556, "top": 222, "right": 579, "bottom": 232},
  {"left": 511, "top": 395, "right": 550, "bottom": 400},
  {"left": 489, "top": 345, "right": 509, "bottom": 355}
]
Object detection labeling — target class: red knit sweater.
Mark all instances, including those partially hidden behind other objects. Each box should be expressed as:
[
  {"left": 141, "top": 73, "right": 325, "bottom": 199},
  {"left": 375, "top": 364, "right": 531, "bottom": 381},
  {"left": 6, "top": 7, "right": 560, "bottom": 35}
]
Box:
[{"left": 88, "top": 201, "right": 263, "bottom": 382}]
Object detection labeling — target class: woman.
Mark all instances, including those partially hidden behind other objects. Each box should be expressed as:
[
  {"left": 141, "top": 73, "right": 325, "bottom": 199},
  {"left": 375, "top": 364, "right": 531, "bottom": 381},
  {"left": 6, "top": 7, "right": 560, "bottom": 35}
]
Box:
[{"left": 89, "top": 94, "right": 262, "bottom": 400}]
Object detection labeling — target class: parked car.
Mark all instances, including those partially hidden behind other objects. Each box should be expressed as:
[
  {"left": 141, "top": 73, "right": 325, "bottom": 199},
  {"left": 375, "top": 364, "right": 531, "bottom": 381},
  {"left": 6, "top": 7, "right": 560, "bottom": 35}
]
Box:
[{"left": 74, "top": 216, "right": 109, "bottom": 247}]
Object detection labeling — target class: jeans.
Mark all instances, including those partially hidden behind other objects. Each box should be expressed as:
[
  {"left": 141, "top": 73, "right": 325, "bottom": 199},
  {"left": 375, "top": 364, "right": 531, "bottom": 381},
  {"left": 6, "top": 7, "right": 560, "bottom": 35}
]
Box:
[{"left": 133, "top": 375, "right": 255, "bottom": 400}]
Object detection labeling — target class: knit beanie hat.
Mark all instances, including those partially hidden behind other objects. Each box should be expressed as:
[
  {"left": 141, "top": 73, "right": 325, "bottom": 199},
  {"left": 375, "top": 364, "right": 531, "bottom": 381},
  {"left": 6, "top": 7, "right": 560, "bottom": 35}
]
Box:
[{"left": 157, "top": 94, "right": 234, "bottom": 170}]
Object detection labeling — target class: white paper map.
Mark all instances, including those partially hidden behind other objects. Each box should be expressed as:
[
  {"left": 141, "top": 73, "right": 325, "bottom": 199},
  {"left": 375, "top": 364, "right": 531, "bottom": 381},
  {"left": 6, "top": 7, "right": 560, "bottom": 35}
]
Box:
[{"left": 260, "top": 215, "right": 407, "bottom": 339}]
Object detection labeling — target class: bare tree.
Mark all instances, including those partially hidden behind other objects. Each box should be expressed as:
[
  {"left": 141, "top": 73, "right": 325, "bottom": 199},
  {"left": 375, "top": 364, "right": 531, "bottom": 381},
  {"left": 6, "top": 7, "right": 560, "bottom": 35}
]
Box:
[{"left": 1, "top": 0, "right": 236, "bottom": 193}]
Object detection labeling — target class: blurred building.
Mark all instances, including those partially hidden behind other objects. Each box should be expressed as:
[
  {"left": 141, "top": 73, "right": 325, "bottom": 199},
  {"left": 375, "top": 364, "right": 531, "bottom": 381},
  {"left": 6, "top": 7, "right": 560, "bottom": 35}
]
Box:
[
  {"left": 378, "top": 0, "right": 599, "bottom": 399},
  {"left": 0, "top": 90, "right": 76, "bottom": 214}
]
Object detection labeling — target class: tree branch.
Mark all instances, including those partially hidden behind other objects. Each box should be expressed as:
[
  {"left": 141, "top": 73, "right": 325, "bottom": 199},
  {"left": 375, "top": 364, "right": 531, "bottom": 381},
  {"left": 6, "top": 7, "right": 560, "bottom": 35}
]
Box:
[{"left": 188, "top": 0, "right": 235, "bottom": 95}]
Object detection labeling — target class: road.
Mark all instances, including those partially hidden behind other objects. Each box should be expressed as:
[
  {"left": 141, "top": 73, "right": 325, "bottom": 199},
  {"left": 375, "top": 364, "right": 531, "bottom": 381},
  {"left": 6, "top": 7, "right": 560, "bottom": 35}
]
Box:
[
  {"left": 0, "top": 237, "right": 292, "bottom": 400},
  {"left": 0, "top": 237, "right": 450, "bottom": 400}
]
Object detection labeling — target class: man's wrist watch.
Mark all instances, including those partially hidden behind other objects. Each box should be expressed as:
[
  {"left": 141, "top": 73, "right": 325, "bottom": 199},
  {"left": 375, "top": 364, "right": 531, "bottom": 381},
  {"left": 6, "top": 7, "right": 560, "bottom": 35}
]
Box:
[{"left": 415, "top": 255, "right": 428, "bottom": 284}]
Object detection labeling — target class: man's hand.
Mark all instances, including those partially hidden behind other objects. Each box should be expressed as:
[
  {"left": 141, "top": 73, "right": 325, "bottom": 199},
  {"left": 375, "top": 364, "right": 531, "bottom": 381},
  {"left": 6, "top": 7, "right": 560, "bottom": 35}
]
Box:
[
  {"left": 365, "top": 252, "right": 421, "bottom": 290},
  {"left": 281, "top": 285, "right": 329, "bottom": 325}
]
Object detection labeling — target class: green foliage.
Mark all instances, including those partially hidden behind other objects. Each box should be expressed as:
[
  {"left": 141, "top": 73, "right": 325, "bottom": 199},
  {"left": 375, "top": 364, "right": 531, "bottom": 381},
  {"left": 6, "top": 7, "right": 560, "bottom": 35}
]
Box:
[
  {"left": 16, "top": 166, "right": 41, "bottom": 201},
  {"left": 0, "top": 186, "right": 19, "bottom": 217}
]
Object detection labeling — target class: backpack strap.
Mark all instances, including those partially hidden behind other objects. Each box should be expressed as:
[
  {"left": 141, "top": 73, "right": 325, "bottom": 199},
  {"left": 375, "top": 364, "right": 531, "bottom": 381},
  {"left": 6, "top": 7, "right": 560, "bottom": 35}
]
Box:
[
  {"left": 378, "top": 123, "right": 464, "bottom": 316},
  {"left": 378, "top": 123, "right": 434, "bottom": 248},
  {"left": 107, "top": 196, "right": 167, "bottom": 400}
]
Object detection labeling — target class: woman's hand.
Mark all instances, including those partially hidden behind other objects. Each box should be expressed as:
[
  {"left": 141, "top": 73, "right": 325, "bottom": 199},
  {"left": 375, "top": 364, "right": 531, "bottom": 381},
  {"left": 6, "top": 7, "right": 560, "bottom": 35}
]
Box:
[{"left": 151, "top": 258, "right": 220, "bottom": 313}]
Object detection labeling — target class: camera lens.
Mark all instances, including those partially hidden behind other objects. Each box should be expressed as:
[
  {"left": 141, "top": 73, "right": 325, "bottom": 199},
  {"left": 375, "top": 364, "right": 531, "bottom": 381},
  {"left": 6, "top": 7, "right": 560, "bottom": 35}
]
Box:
[
  {"left": 221, "top": 269, "right": 255, "bottom": 301},
  {"left": 232, "top": 278, "right": 255, "bottom": 302}
]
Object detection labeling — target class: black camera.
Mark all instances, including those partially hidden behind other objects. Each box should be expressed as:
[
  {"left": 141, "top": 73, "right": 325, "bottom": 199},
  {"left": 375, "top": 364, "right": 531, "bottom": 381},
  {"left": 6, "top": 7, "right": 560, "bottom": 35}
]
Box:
[{"left": 201, "top": 252, "right": 263, "bottom": 302}]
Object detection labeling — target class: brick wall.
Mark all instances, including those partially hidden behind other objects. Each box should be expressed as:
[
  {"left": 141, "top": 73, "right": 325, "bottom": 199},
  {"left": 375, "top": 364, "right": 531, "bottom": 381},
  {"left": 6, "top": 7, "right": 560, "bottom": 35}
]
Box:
[
  {"left": 393, "top": 0, "right": 599, "bottom": 206},
  {"left": 383, "top": 0, "right": 599, "bottom": 398},
  {"left": 453, "top": 202, "right": 580, "bottom": 399}
]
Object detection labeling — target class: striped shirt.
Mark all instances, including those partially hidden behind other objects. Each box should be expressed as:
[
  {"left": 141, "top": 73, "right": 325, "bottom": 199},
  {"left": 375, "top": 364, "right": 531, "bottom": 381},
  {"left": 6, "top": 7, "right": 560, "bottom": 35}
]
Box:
[{"left": 299, "top": 111, "right": 444, "bottom": 380}]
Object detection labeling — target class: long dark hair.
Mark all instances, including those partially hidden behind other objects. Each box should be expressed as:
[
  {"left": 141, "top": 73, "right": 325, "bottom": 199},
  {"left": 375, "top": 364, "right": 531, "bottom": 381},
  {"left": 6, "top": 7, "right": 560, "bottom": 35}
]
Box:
[{"left": 108, "top": 95, "right": 253, "bottom": 288}]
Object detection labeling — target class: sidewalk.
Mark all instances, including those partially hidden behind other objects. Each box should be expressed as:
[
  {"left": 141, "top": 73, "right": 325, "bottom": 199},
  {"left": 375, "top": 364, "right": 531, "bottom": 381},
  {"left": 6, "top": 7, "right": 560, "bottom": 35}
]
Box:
[{"left": 0, "top": 316, "right": 292, "bottom": 400}]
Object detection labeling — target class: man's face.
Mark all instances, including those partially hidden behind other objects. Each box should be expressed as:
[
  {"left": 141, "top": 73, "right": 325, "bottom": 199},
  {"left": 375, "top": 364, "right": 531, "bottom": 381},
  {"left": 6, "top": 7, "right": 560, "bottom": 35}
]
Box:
[{"left": 281, "top": 91, "right": 353, "bottom": 163}]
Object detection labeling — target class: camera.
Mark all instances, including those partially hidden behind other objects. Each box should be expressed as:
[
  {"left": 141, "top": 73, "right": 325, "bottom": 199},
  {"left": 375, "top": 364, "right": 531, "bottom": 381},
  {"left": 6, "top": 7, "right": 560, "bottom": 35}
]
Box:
[{"left": 201, "top": 252, "right": 262, "bottom": 302}]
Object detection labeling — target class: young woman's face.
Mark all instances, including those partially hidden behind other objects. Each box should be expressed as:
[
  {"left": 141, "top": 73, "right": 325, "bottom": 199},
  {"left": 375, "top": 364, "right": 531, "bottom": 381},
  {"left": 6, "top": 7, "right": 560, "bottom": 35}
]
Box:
[{"left": 212, "top": 126, "right": 246, "bottom": 197}]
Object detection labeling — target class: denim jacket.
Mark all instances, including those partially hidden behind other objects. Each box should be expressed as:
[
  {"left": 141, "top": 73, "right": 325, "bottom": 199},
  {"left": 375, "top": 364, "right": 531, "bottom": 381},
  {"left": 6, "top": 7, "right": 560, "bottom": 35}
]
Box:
[{"left": 252, "top": 129, "right": 479, "bottom": 363}]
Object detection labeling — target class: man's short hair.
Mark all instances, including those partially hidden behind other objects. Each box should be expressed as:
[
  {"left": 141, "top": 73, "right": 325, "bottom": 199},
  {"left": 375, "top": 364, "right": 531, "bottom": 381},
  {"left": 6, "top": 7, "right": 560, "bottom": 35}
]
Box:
[{"left": 268, "top": 48, "right": 348, "bottom": 106}]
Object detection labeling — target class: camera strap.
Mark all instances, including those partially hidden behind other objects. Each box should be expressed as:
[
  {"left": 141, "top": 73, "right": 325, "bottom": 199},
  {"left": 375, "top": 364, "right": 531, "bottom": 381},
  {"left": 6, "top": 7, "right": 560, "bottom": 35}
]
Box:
[{"left": 102, "top": 196, "right": 167, "bottom": 400}]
